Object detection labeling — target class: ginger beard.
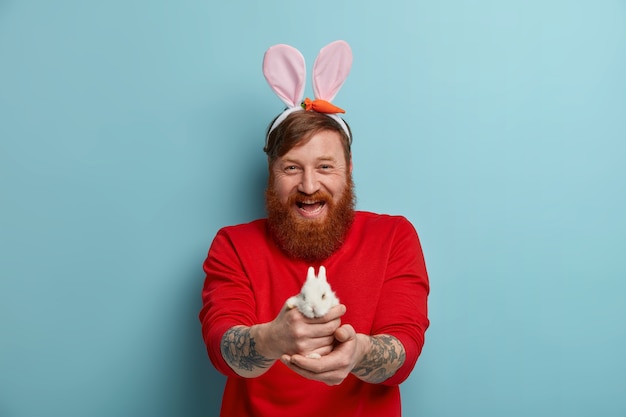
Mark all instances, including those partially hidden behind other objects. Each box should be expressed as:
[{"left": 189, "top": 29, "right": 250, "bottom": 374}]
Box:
[{"left": 265, "top": 173, "right": 355, "bottom": 262}]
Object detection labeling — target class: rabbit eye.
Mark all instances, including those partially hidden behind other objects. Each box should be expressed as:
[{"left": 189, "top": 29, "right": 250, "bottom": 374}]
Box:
[{"left": 322, "top": 293, "right": 326, "bottom": 300}]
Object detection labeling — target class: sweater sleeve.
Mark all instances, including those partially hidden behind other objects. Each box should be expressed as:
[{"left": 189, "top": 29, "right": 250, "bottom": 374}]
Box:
[
  {"left": 198, "top": 228, "right": 257, "bottom": 377},
  {"left": 372, "top": 217, "right": 430, "bottom": 386}
]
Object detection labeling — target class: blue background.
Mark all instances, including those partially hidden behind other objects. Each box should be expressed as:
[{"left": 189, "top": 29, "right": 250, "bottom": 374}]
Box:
[{"left": 1, "top": 1, "right": 625, "bottom": 416}]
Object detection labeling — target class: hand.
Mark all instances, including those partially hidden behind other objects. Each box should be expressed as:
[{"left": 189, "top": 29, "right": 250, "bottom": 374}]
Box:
[
  {"left": 280, "top": 324, "right": 370, "bottom": 386},
  {"left": 253, "top": 304, "right": 346, "bottom": 360}
]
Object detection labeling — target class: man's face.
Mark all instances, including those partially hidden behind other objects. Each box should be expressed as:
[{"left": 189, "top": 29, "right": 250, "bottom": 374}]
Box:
[
  {"left": 270, "top": 129, "right": 352, "bottom": 222},
  {"left": 266, "top": 129, "right": 355, "bottom": 261}
]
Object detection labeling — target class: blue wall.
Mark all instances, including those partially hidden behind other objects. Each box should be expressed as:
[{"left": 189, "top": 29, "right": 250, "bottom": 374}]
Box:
[{"left": 1, "top": 1, "right": 625, "bottom": 416}]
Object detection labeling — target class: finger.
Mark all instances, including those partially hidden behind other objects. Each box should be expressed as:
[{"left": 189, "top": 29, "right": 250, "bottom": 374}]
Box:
[
  {"left": 306, "top": 320, "right": 342, "bottom": 338},
  {"left": 327, "top": 304, "right": 347, "bottom": 319},
  {"left": 307, "top": 345, "right": 333, "bottom": 357},
  {"left": 286, "top": 354, "right": 323, "bottom": 373},
  {"left": 295, "top": 335, "right": 335, "bottom": 354},
  {"left": 334, "top": 324, "right": 356, "bottom": 343},
  {"left": 289, "top": 353, "right": 340, "bottom": 373},
  {"left": 305, "top": 304, "right": 346, "bottom": 323},
  {"left": 308, "top": 335, "right": 337, "bottom": 354},
  {"left": 282, "top": 354, "right": 348, "bottom": 386},
  {"left": 281, "top": 356, "right": 319, "bottom": 380},
  {"left": 281, "top": 355, "right": 318, "bottom": 376}
]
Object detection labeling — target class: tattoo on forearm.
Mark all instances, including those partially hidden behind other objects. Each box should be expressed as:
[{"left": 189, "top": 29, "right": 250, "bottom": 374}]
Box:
[
  {"left": 221, "top": 327, "right": 273, "bottom": 372},
  {"left": 352, "top": 335, "right": 406, "bottom": 383}
]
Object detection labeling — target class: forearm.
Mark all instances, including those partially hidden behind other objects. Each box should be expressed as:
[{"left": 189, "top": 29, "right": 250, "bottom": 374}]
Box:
[
  {"left": 220, "top": 325, "right": 276, "bottom": 378},
  {"left": 352, "top": 334, "right": 406, "bottom": 384}
]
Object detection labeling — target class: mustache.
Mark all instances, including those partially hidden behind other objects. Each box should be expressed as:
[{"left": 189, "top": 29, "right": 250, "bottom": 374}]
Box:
[{"left": 289, "top": 190, "right": 333, "bottom": 205}]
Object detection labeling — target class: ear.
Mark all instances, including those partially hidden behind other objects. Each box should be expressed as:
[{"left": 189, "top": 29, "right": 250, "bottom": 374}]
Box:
[
  {"left": 263, "top": 44, "right": 306, "bottom": 107},
  {"left": 317, "top": 266, "right": 327, "bottom": 282},
  {"left": 306, "top": 266, "right": 316, "bottom": 281},
  {"left": 312, "top": 40, "right": 352, "bottom": 102}
]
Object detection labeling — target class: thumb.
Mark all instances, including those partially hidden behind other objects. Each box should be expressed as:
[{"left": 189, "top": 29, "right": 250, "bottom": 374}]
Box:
[{"left": 334, "top": 324, "right": 356, "bottom": 343}]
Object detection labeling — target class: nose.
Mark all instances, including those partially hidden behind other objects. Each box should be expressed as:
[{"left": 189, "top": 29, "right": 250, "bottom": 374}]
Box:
[{"left": 298, "top": 168, "right": 320, "bottom": 195}]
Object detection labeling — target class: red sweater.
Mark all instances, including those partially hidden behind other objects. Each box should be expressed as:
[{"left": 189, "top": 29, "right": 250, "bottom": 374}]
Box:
[{"left": 199, "top": 211, "right": 429, "bottom": 416}]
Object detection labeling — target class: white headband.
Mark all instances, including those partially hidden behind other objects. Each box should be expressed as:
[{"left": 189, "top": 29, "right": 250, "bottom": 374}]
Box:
[{"left": 262, "top": 40, "right": 353, "bottom": 148}]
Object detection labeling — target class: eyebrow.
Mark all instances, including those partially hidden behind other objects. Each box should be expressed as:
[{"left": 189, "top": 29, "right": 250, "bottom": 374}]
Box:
[
  {"left": 314, "top": 156, "right": 338, "bottom": 164},
  {"left": 280, "top": 155, "right": 338, "bottom": 165}
]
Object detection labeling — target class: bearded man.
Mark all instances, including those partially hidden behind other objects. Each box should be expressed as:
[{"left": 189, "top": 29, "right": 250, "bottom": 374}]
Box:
[{"left": 199, "top": 110, "right": 430, "bottom": 417}]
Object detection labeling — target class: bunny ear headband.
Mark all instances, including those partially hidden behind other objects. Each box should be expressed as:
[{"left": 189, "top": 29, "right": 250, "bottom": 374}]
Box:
[{"left": 263, "top": 40, "right": 353, "bottom": 148}]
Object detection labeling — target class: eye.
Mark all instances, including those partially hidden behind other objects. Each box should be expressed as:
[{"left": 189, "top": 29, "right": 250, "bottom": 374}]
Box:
[
  {"left": 321, "top": 293, "right": 326, "bottom": 300},
  {"left": 284, "top": 165, "right": 301, "bottom": 174}
]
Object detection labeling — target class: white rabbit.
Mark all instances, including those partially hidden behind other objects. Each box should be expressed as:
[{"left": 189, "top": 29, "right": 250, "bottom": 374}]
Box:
[
  {"left": 287, "top": 266, "right": 339, "bottom": 320},
  {"left": 286, "top": 266, "right": 340, "bottom": 359}
]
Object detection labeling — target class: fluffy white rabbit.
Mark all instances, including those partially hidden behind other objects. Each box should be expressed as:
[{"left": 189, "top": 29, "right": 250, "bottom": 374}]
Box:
[{"left": 287, "top": 266, "right": 339, "bottom": 319}]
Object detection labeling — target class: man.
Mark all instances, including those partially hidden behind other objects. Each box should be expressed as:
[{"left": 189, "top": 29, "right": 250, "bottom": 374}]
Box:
[{"left": 199, "top": 41, "right": 429, "bottom": 416}]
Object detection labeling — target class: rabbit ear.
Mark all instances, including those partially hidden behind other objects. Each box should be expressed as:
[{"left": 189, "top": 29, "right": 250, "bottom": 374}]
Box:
[
  {"left": 317, "top": 266, "right": 327, "bottom": 282},
  {"left": 263, "top": 44, "right": 306, "bottom": 107},
  {"left": 306, "top": 266, "right": 316, "bottom": 281},
  {"left": 312, "top": 40, "right": 352, "bottom": 102}
]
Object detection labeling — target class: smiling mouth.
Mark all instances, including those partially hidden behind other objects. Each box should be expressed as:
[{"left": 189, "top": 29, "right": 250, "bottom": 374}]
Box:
[{"left": 296, "top": 201, "right": 326, "bottom": 216}]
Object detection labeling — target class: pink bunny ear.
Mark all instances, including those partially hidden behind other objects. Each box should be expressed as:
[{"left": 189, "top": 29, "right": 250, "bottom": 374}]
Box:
[
  {"left": 312, "top": 40, "right": 353, "bottom": 102},
  {"left": 263, "top": 44, "right": 306, "bottom": 107}
]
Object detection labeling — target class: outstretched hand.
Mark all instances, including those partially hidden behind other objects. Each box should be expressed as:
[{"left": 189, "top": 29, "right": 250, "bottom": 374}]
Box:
[
  {"left": 280, "top": 324, "right": 370, "bottom": 386},
  {"left": 254, "top": 303, "right": 346, "bottom": 361}
]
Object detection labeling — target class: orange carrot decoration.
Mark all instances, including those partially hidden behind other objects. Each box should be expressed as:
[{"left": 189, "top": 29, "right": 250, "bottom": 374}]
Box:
[{"left": 302, "top": 98, "right": 345, "bottom": 114}]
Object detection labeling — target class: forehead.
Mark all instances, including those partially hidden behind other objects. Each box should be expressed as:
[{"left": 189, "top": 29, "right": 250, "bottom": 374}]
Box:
[{"left": 280, "top": 130, "right": 346, "bottom": 161}]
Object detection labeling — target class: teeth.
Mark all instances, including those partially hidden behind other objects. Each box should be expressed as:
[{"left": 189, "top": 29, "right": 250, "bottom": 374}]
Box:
[{"left": 296, "top": 201, "right": 325, "bottom": 214}]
